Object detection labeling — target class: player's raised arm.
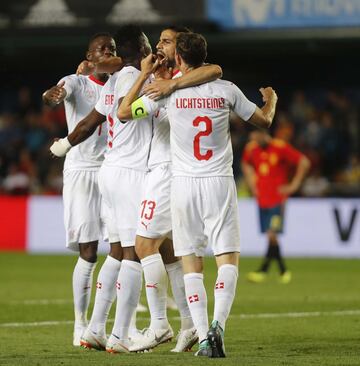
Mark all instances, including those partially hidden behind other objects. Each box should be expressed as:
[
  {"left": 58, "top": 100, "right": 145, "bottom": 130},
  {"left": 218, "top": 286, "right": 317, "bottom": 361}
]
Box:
[
  {"left": 77, "top": 56, "right": 123, "bottom": 75},
  {"left": 248, "top": 87, "right": 278, "bottom": 129},
  {"left": 42, "top": 80, "right": 67, "bottom": 107},
  {"left": 50, "top": 108, "right": 105, "bottom": 157},
  {"left": 117, "top": 54, "right": 159, "bottom": 121},
  {"left": 143, "top": 63, "right": 223, "bottom": 100}
]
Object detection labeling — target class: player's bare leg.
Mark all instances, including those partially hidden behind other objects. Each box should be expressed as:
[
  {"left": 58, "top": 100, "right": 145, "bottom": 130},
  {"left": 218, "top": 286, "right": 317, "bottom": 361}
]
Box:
[
  {"left": 72, "top": 241, "right": 98, "bottom": 346},
  {"left": 81, "top": 243, "right": 123, "bottom": 350}
]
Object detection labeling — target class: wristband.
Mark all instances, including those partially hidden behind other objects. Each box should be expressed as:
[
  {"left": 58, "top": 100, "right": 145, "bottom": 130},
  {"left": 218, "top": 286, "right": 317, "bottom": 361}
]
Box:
[{"left": 50, "top": 137, "right": 72, "bottom": 157}]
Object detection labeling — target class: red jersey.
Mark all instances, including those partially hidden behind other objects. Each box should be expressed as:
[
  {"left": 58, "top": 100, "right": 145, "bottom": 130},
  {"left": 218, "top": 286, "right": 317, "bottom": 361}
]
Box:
[{"left": 242, "top": 139, "right": 303, "bottom": 208}]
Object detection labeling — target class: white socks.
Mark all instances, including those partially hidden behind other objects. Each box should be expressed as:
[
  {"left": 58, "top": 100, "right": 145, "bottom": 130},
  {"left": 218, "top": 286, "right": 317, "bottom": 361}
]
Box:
[
  {"left": 72, "top": 257, "right": 96, "bottom": 328},
  {"left": 88, "top": 255, "right": 121, "bottom": 335},
  {"left": 111, "top": 260, "right": 142, "bottom": 342},
  {"left": 184, "top": 272, "right": 208, "bottom": 342},
  {"left": 165, "top": 261, "right": 194, "bottom": 330},
  {"left": 141, "top": 253, "right": 169, "bottom": 329},
  {"left": 213, "top": 264, "right": 238, "bottom": 331}
]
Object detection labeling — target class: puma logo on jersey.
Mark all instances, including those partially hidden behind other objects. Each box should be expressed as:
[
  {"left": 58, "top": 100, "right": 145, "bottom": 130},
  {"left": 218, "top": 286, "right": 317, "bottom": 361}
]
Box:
[{"left": 141, "top": 221, "right": 149, "bottom": 230}]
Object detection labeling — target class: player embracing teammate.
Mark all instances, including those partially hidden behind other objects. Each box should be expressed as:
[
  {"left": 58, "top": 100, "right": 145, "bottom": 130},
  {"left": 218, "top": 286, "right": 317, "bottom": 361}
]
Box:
[
  {"left": 50, "top": 25, "right": 223, "bottom": 354},
  {"left": 118, "top": 31, "right": 278, "bottom": 357},
  {"left": 49, "top": 25, "right": 279, "bottom": 358}
]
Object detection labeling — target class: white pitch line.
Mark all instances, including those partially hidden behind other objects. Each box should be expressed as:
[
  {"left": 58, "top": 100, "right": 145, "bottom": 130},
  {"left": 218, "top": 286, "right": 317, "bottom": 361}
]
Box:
[
  {"left": 9, "top": 299, "right": 72, "bottom": 305},
  {"left": 234, "top": 309, "right": 360, "bottom": 319},
  {"left": 1, "top": 309, "right": 359, "bottom": 328}
]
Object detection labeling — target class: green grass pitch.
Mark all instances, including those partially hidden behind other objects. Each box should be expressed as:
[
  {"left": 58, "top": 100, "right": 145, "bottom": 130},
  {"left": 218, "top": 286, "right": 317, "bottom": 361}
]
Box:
[{"left": 0, "top": 253, "right": 359, "bottom": 365}]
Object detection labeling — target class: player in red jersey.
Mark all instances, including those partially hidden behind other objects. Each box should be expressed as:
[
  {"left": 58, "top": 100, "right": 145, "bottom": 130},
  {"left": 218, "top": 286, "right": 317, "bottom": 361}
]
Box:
[{"left": 242, "top": 129, "right": 310, "bottom": 284}]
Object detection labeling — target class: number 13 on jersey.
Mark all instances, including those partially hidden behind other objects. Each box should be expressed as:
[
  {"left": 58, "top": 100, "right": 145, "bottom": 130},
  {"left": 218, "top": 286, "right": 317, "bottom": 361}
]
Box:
[{"left": 193, "top": 116, "right": 213, "bottom": 161}]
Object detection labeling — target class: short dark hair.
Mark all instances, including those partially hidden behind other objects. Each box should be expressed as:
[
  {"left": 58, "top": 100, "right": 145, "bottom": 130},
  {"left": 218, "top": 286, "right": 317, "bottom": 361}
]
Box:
[
  {"left": 175, "top": 32, "right": 207, "bottom": 68},
  {"left": 163, "top": 25, "right": 192, "bottom": 34},
  {"left": 88, "top": 32, "right": 113, "bottom": 49},
  {"left": 115, "top": 24, "right": 144, "bottom": 60}
]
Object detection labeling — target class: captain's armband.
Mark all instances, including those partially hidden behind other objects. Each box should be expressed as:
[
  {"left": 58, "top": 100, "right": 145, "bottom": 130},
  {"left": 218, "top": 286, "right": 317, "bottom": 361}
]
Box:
[{"left": 131, "top": 98, "right": 149, "bottom": 119}]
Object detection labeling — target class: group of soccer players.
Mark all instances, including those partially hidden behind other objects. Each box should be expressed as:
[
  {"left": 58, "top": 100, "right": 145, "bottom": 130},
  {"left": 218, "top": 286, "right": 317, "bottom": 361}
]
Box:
[{"left": 44, "top": 24, "right": 278, "bottom": 358}]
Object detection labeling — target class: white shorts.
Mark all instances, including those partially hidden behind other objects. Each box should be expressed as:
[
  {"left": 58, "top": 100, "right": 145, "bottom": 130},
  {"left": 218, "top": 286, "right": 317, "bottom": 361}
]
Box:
[
  {"left": 63, "top": 169, "right": 106, "bottom": 251},
  {"left": 171, "top": 176, "right": 240, "bottom": 257},
  {"left": 99, "top": 165, "right": 146, "bottom": 247},
  {"left": 136, "top": 163, "right": 172, "bottom": 239}
]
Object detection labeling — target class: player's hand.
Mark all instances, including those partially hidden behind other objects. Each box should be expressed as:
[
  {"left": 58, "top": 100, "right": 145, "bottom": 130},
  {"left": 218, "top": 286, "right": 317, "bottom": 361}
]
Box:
[
  {"left": 43, "top": 81, "right": 66, "bottom": 105},
  {"left": 76, "top": 60, "right": 96, "bottom": 75},
  {"left": 249, "top": 185, "right": 258, "bottom": 197},
  {"left": 50, "top": 137, "right": 72, "bottom": 158},
  {"left": 140, "top": 54, "right": 159, "bottom": 77},
  {"left": 259, "top": 87, "right": 278, "bottom": 103},
  {"left": 143, "top": 79, "right": 177, "bottom": 100},
  {"left": 278, "top": 184, "right": 296, "bottom": 196}
]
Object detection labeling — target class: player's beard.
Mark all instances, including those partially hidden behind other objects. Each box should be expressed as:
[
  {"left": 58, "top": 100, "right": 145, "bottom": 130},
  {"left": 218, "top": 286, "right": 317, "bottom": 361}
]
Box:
[
  {"left": 166, "top": 58, "right": 176, "bottom": 69},
  {"left": 157, "top": 52, "right": 175, "bottom": 69}
]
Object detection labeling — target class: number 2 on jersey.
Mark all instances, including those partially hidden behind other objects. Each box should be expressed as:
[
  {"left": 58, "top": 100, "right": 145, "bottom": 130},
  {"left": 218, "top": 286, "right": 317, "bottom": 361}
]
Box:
[{"left": 193, "top": 116, "right": 213, "bottom": 161}]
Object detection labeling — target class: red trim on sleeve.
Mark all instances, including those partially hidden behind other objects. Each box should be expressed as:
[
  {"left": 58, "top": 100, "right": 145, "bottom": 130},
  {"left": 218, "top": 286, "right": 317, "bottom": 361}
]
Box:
[
  {"left": 89, "top": 75, "right": 105, "bottom": 86},
  {"left": 0, "top": 196, "right": 27, "bottom": 251},
  {"left": 172, "top": 69, "right": 180, "bottom": 78}
]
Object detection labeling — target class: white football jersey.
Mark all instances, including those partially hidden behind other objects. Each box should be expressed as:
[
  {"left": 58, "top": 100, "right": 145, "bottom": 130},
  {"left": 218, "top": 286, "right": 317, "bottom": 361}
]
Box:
[
  {"left": 96, "top": 66, "right": 152, "bottom": 171},
  {"left": 146, "top": 72, "right": 182, "bottom": 168},
  {"left": 141, "top": 79, "right": 256, "bottom": 177},
  {"left": 147, "top": 107, "right": 170, "bottom": 168},
  {"left": 60, "top": 74, "right": 107, "bottom": 171}
]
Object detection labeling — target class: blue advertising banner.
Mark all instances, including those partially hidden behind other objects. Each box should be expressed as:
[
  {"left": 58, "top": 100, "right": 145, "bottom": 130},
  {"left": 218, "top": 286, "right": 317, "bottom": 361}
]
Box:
[{"left": 207, "top": 0, "right": 360, "bottom": 29}]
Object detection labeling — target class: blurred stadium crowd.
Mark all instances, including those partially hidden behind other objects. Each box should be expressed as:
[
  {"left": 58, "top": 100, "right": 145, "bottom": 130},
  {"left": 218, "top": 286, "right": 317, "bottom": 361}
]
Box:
[{"left": 0, "top": 85, "right": 359, "bottom": 197}]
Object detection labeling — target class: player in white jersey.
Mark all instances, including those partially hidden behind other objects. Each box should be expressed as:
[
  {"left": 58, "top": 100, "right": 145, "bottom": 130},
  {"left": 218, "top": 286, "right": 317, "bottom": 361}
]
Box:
[
  {"left": 50, "top": 25, "right": 155, "bottom": 354},
  {"left": 131, "top": 26, "right": 224, "bottom": 353},
  {"left": 118, "top": 32, "right": 278, "bottom": 358},
  {"left": 43, "top": 33, "right": 116, "bottom": 346},
  {"left": 75, "top": 25, "right": 224, "bottom": 353}
]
